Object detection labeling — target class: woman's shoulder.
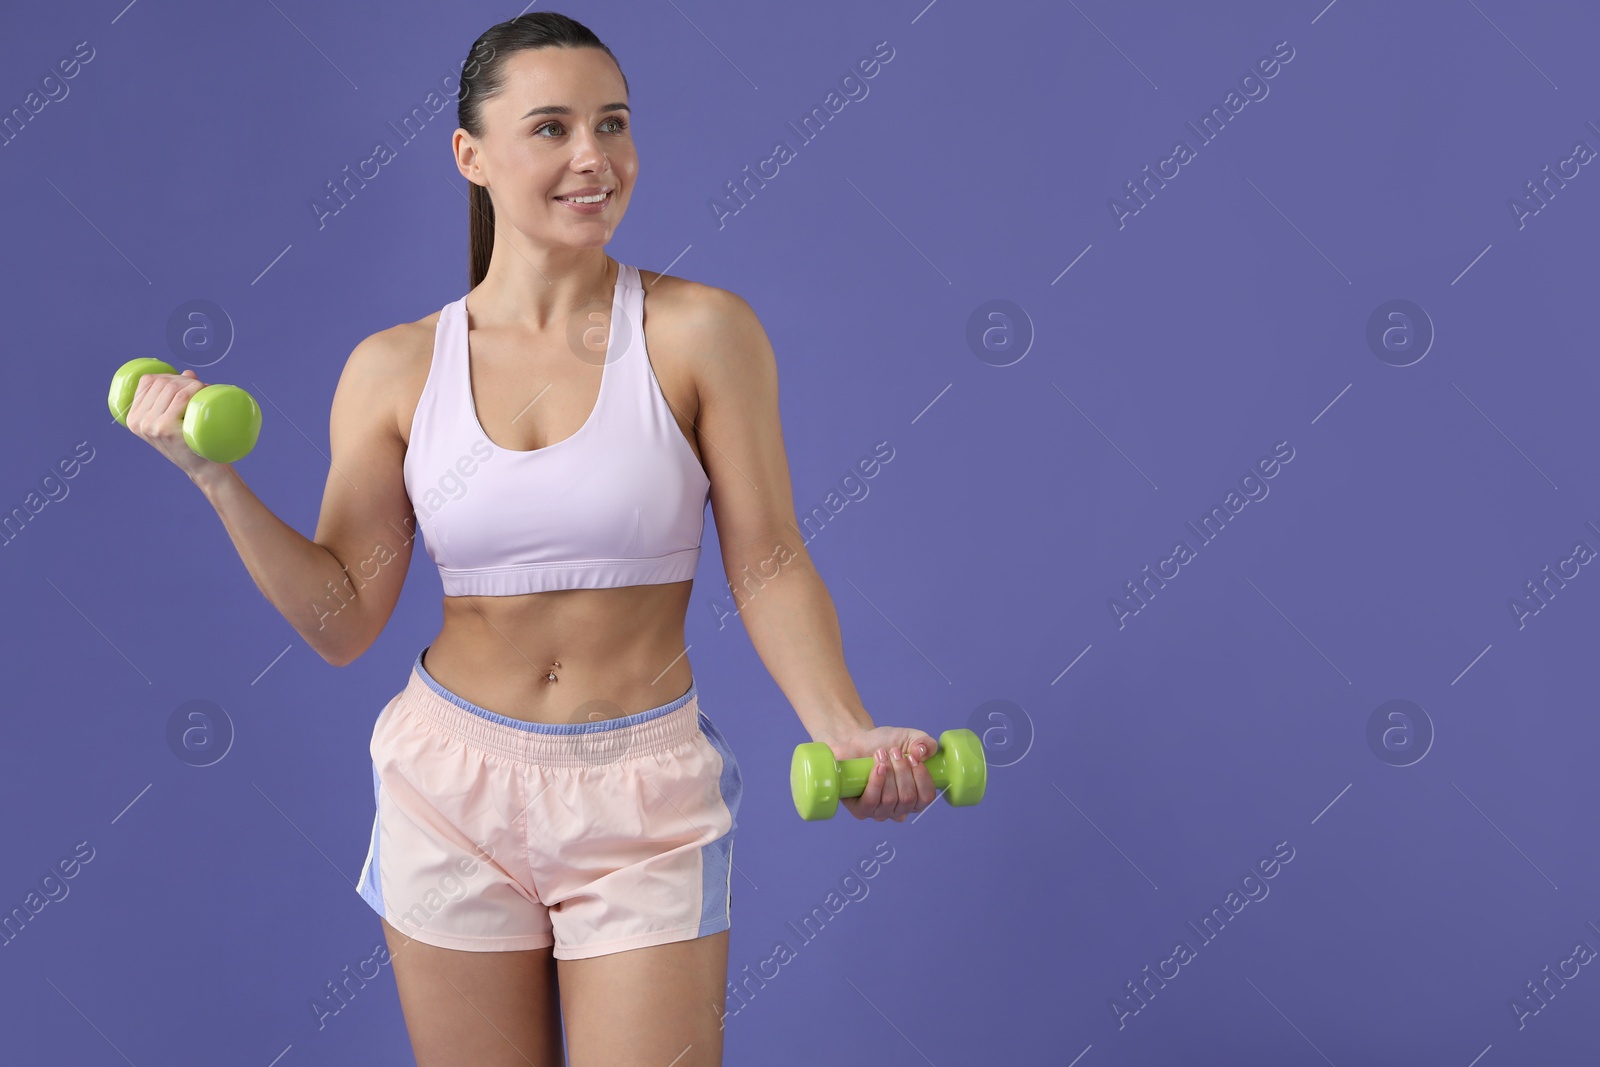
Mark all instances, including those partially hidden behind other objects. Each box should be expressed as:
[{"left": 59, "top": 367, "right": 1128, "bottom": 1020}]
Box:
[
  {"left": 336, "top": 308, "right": 442, "bottom": 448},
  {"left": 637, "top": 266, "right": 759, "bottom": 334},
  {"left": 348, "top": 305, "right": 439, "bottom": 366}
]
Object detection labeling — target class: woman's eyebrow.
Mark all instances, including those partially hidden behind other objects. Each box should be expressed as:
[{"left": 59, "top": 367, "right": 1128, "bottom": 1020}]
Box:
[{"left": 519, "top": 103, "right": 630, "bottom": 119}]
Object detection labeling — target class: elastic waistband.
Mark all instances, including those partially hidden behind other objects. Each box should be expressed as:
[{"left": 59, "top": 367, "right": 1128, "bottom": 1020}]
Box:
[{"left": 399, "top": 648, "right": 701, "bottom": 766}]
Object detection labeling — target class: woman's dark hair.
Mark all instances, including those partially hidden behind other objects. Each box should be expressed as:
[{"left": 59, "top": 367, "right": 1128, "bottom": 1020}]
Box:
[{"left": 456, "top": 13, "right": 629, "bottom": 288}]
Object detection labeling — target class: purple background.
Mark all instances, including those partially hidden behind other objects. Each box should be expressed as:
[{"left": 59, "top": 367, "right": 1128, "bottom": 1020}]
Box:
[{"left": 3, "top": 0, "right": 1598, "bottom": 1063}]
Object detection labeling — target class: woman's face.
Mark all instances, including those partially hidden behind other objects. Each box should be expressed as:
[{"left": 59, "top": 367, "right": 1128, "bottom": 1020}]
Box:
[{"left": 461, "top": 46, "right": 635, "bottom": 250}]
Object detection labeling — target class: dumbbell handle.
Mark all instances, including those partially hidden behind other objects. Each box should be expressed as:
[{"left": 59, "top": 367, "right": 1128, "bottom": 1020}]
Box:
[{"left": 832, "top": 748, "right": 959, "bottom": 798}]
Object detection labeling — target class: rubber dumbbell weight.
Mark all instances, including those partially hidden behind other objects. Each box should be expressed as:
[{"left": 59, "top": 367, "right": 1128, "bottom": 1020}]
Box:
[
  {"left": 108, "top": 358, "right": 262, "bottom": 464},
  {"left": 790, "top": 728, "right": 988, "bottom": 821}
]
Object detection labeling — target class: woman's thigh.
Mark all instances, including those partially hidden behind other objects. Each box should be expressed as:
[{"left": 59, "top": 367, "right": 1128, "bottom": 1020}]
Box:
[
  {"left": 382, "top": 918, "right": 566, "bottom": 1067},
  {"left": 557, "top": 929, "right": 731, "bottom": 1067}
]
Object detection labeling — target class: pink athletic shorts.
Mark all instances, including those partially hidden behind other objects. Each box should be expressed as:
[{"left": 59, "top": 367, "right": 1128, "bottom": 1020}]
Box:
[{"left": 357, "top": 648, "right": 742, "bottom": 959}]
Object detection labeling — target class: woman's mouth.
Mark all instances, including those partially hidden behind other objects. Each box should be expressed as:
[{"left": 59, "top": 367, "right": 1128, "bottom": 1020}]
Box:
[{"left": 554, "top": 190, "right": 612, "bottom": 212}]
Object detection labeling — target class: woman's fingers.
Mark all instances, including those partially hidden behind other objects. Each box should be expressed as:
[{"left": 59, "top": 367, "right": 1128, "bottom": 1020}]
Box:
[
  {"left": 157, "top": 382, "right": 192, "bottom": 426},
  {"left": 134, "top": 374, "right": 200, "bottom": 438},
  {"left": 887, "top": 745, "right": 917, "bottom": 818},
  {"left": 129, "top": 373, "right": 160, "bottom": 428},
  {"left": 840, "top": 738, "right": 941, "bottom": 822},
  {"left": 909, "top": 747, "right": 938, "bottom": 813},
  {"left": 134, "top": 374, "right": 179, "bottom": 431},
  {"left": 845, "top": 748, "right": 888, "bottom": 821},
  {"left": 869, "top": 748, "right": 897, "bottom": 820}
]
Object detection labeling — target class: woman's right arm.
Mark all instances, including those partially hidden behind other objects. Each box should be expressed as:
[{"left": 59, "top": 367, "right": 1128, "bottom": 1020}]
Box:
[{"left": 128, "top": 330, "right": 417, "bottom": 666}]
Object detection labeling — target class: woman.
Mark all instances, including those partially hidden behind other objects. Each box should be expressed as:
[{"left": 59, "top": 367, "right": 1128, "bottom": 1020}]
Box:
[{"left": 124, "top": 11, "right": 940, "bottom": 1066}]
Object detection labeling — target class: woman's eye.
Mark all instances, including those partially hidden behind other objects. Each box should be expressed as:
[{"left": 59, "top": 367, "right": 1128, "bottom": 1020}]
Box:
[{"left": 534, "top": 118, "right": 627, "bottom": 137}]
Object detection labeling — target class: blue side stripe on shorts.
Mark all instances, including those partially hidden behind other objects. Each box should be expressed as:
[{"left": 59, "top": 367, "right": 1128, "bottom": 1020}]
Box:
[
  {"left": 696, "top": 711, "right": 742, "bottom": 937},
  {"left": 357, "top": 760, "right": 384, "bottom": 915}
]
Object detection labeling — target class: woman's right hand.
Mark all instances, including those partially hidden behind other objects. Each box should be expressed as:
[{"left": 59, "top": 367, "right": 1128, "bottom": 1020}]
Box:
[{"left": 124, "top": 368, "right": 229, "bottom": 482}]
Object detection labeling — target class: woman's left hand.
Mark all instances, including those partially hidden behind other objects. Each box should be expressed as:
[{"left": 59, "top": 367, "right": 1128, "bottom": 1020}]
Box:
[{"left": 824, "top": 726, "right": 942, "bottom": 822}]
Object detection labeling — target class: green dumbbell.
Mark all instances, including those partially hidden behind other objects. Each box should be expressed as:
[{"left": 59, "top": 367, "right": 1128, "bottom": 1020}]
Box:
[
  {"left": 108, "top": 358, "right": 261, "bottom": 464},
  {"left": 790, "top": 728, "right": 988, "bottom": 821}
]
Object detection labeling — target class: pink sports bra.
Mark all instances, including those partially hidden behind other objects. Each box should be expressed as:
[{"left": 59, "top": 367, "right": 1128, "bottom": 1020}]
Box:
[{"left": 402, "top": 261, "right": 712, "bottom": 596}]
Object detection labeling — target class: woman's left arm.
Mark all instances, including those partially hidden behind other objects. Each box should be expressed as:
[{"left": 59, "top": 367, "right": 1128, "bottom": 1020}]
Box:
[{"left": 687, "top": 287, "right": 940, "bottom": 823}]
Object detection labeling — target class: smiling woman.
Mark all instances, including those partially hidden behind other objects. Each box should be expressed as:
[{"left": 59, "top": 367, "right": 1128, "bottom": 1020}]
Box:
[
  {"left": 456, "top": 28, "right": 636, "bottom": 291},
  {"left": 120, "top": 8, "right": 944, "bottom": 1066}
]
